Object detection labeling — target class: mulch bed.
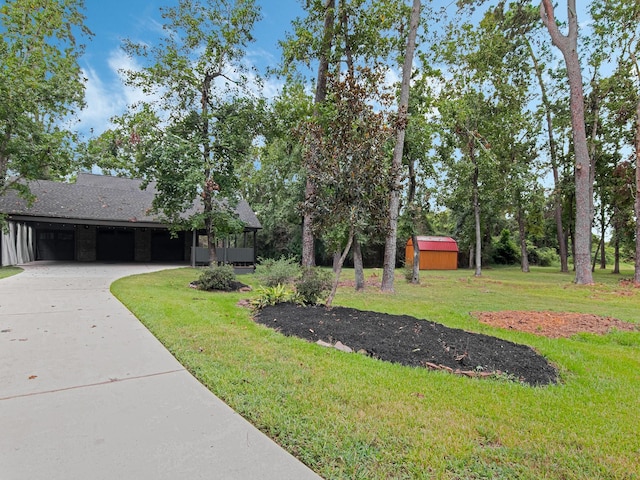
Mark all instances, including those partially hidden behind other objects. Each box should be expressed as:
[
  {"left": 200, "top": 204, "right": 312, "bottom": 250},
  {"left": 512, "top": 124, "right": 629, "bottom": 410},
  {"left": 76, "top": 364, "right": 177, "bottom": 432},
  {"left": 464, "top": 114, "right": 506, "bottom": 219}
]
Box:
[{"left": 255, "top": 303, "right": 560, "bottom": 386}]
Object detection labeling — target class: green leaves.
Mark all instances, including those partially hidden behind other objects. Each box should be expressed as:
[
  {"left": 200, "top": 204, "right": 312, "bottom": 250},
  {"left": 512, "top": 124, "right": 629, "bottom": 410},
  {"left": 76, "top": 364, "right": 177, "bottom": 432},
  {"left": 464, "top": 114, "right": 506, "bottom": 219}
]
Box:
[
  {"left": 0, "top": 0, "right": 91, "bottom": 196},
  {"left": 100, "top": 0, "right": 264, "bottom": 262}
]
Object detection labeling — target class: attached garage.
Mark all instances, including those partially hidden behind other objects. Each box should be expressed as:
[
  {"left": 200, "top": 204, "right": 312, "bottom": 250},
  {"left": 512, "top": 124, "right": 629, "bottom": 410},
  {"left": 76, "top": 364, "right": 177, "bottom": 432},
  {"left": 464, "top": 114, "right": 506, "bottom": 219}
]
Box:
[
  {"left": 406, "top": 236, "right": 458, "bottom": 270},
  {"left": 0, "top": 174, "right": 261, "bottom": 267}
]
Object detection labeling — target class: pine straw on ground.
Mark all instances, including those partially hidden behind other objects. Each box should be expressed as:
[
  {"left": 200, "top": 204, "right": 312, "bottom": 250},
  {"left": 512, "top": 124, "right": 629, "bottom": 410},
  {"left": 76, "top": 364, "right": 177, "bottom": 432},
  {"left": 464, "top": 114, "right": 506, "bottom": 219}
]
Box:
[{"left": 472, "top": 310, "right": 639, "bottom": 338}]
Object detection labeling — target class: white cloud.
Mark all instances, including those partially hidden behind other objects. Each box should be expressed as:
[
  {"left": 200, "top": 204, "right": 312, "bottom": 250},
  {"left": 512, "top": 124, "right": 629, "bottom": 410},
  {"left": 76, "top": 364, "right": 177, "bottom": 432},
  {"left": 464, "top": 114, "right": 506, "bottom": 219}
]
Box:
[
  {"left": 78, "top": 43, "right": 291, "bottom": 140},
  {"left": 77, "top": 64, "right": 125, "bottom": 136},
  {"left": 107, "top": 49, "right": 152, "bottom": 108},
  {"left": 77, "top": 48, "right": 162, "bottom": 138}
]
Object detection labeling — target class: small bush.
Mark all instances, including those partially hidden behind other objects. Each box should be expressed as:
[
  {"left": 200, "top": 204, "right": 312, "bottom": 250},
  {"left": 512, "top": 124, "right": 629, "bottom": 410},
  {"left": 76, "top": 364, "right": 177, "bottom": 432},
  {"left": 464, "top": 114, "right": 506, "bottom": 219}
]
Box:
[
  {"left": 402, "top": 260, "right": 420, "bottom": 283},
  {"left": 295, "top": 267, "right": 333, "bottom": 305},
  {"left": 492, "top": 229, "right": 520, "bottom": 265},
  {"left": 197, "top": 264, "right": 237, "bottom": 291},
  {"left": 251, "top": 284, "right": 297, "bottom": 310},
  {"left": 527, "top": 246, "right": 559, "bottom": 267},
  {"left": 255, "top": 256, "right": 301, "bottom": 287}
]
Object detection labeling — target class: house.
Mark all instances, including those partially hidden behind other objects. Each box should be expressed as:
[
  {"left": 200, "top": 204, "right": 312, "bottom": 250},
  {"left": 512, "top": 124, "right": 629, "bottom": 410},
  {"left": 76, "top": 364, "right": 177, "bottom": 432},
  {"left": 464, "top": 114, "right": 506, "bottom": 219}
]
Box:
[
  {"left": 405, "top": 236, "right": 458, "bottom": 270},
  {"left": 0, "top": 173, "right": 261, "bottom": 269}
]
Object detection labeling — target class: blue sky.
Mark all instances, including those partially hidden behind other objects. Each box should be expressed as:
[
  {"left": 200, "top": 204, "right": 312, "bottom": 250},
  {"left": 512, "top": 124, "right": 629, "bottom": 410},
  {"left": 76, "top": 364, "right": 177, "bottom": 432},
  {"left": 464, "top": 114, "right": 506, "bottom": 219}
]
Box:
[
  {"left": 74, "top": 0, "right": 591, "bottom": 141},
  {"left": 77, "top": 0, "right": 304, "bottom": 139}
]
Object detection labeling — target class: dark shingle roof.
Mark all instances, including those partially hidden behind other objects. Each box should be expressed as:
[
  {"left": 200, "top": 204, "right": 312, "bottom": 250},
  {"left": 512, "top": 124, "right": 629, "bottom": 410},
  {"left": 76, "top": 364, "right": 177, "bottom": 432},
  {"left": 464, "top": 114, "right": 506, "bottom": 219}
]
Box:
[{"left": 0, "top": 173, "right": 261, "bottom": 229}]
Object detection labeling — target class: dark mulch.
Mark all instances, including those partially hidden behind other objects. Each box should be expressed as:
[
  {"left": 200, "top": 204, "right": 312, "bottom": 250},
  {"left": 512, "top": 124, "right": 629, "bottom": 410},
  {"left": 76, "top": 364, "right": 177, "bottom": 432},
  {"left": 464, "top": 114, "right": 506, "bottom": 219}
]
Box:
[{"left": 255, "top": 303, "right": 558, "bottom": 386}]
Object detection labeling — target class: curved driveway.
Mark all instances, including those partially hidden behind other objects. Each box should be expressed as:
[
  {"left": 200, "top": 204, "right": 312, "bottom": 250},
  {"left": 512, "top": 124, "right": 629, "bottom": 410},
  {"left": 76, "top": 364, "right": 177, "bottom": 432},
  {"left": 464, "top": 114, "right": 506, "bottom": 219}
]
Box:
[{"left": 0, "top": 262, "right": 321, "bottom": 480}]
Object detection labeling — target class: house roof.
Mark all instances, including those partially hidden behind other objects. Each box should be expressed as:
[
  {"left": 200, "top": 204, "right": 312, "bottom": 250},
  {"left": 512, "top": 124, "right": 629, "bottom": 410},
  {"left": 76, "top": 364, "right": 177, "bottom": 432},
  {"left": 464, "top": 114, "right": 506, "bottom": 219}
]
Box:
[
  {"left": 407, "top": 236, "right": 458, "bottom": 252},
  {"left": 0, "top": 173, "right": 261, "bottom": 230}
]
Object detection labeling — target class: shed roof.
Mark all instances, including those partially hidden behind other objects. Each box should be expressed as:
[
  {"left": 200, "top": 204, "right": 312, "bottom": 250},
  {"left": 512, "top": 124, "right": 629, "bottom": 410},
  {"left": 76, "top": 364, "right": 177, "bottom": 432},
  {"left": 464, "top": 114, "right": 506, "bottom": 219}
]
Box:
[
  {"left": 408, "top": 236, "right": 458, "bottom": 252},
  {"left": 0, "top": 173, "right": 261, "bottom": 230}
]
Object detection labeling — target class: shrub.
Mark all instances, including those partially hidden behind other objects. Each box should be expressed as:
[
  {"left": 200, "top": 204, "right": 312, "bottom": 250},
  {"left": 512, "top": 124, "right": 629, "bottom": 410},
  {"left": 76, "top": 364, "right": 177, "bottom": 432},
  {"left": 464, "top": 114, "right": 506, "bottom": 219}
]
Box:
[
  {"left": 250, "top": 284, "right": 296, "bottom": 310},
  {"left": 295, "top": 267, "right": 333, "bottom": 305},
  {"left": 197, "top": 264, "right": 237, "bottom": 291},
  {"left": 255, "top": 256, "right": 301, "bottom": 287},
  {"left": 527, "top": 246, "right": 559, "bottom": 267},
  {"left": 492, "top": 229, "right": 520, "bottom": 265}
]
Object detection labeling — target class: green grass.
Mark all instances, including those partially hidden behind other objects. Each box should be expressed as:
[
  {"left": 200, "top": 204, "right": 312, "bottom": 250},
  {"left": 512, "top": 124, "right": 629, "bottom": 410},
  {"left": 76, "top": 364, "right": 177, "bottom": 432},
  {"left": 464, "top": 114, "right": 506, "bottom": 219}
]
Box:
[
  {"left": 0, "top": 266, "right": 22, "bottom": 279},
  {"left": 112, "top": 266, "right": 640, "bottom": 479}
]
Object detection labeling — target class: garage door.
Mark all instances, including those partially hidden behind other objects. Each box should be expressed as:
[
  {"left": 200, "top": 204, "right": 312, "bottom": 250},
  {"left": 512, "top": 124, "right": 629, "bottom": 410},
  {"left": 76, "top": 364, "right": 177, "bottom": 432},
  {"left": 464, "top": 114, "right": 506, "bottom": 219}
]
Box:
[
  {"left": 36, "top": 229, "right": 75, "bottom": 261},
  {"left": 97, "top": 228, "right": 134, "bottom": 261}
]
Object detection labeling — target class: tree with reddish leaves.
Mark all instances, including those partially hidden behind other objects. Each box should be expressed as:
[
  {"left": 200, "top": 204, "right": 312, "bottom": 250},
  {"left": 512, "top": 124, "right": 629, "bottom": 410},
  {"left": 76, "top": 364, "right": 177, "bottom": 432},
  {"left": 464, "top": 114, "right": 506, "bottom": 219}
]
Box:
[{"left": 299, "top": 68, "right": 394, "bottom": 306}]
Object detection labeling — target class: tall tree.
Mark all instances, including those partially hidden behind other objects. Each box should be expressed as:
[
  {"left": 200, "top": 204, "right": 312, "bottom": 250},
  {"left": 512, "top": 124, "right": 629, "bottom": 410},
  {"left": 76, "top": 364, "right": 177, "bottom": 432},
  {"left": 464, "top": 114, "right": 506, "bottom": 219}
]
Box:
[
  {"left": 381, "top": 0, "right": 421, "bottom": 292},
  {"left": 238, "top": 83, "right": 312, "bottom": 260},
  {"left": 300, "top": 68, "right": 393, "bottom": 306},
  {"left": 540, "top": 0, "right": 594, "bottom": 284},
  {"left": 281, "top": 0, "right": 413, "bottom": 269},
  {"left": 499, "top": 3, "right": 573, "bottom": 272},
  {"left": 303, "top": 0, "right": 335, "bottom": 267},
  {"left": 433, "top": 2, "right": 539, "bottom": 276},
  {"left": 0, "top": 0, "right": 91, "bottom": 199},
  {"left": 112, "top": 0, "right": 262, "bottom": 264},
  {"left": 401, "top": 74, "right": 436, "bottom": 284},
  {"left": 591, "top": 0, "right": 640, "bottom": 283}
]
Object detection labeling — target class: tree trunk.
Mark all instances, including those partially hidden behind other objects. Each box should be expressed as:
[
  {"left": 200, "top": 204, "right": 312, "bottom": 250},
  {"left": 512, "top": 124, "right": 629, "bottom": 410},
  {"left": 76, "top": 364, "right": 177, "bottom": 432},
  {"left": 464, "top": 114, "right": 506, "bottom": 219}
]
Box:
[
  {"left": 518, "top": 206, "right": 529, "bottom": 273},
  {"left": 326, "top": 227, "right": 354, "bottom": 307},
  {"left": 613, "top": 230, "right": 620, "bottom": 274},
  {"left": 301, "top": 181, "right": 316, "bottom": 267},
  {"left": 588, "top": 95, "right": 599, "bottom": 257},
  {"left": 407, "top": 154, "right": 420, "bottom": 284},
  {"left": 472, "top": 145, "right": 482, "bottom": 277},
  {"left": 599, "top": 203, "right": 606, "bottom": 269},
  {"left": 353, "top": 239, "right": 365, "bottom": 291},
  {"left": 302, "top": 0, "right": 335, "bottom": 268},
  {"left": 541, "top": 0, "right": 593, "bottom": 284},
  {"left": 592, "top": 234, "right": 603, "bottom": 273},
  {"left": 527, "top": 38, "right": 568, "bottom": 272},
  {"left": 410, "top": 235, "right": 420, "bottom": 283},
  {"left": 381, "top": 0, "right": 421, "bottom": 292},
  {"left": 205, "top": 214, "right": 217, "bottom": 265},
  {"left": 201, "top": 74, "right": 217, "bottom": 265},
  {"left": 332, "top": 251, "right": 340, "bottom": 272},
  {"left": 635, "top": 97, "right": 640, "bottom": 284}
]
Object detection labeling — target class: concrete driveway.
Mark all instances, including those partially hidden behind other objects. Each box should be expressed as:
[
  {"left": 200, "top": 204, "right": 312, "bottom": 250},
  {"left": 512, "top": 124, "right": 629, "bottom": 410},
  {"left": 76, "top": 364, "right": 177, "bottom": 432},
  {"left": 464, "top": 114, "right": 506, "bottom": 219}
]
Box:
[{"left": 0, "top": 262, "right": 321, "bottom": 480}]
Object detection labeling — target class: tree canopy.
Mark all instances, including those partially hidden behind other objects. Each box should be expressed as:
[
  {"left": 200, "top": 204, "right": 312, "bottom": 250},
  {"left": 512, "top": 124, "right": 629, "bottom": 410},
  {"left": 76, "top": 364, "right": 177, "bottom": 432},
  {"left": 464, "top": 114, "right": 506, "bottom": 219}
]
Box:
[
  {"left": 91, "top": 0, "right": 263, "bottom": 263},
  {"left": 0, "top": 0, "right": 91, "bottom": 200}
]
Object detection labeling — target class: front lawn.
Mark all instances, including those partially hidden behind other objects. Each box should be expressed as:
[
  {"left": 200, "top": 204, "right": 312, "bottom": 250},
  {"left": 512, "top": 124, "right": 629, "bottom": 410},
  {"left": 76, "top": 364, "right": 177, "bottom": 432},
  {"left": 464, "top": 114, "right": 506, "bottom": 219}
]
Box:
[
  {"left": 0, "top": 266, "right": 22, "bottom": 280},
  {"left": 112, "top": 266, "right": 640, "bottom": 479}
]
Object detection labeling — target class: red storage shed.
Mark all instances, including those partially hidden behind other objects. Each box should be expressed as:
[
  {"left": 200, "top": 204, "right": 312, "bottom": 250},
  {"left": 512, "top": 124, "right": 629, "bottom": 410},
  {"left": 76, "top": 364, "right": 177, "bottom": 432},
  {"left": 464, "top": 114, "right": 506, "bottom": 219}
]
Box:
[{"left": 406, "top": 236, "right": 458, "bottom": 270}]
